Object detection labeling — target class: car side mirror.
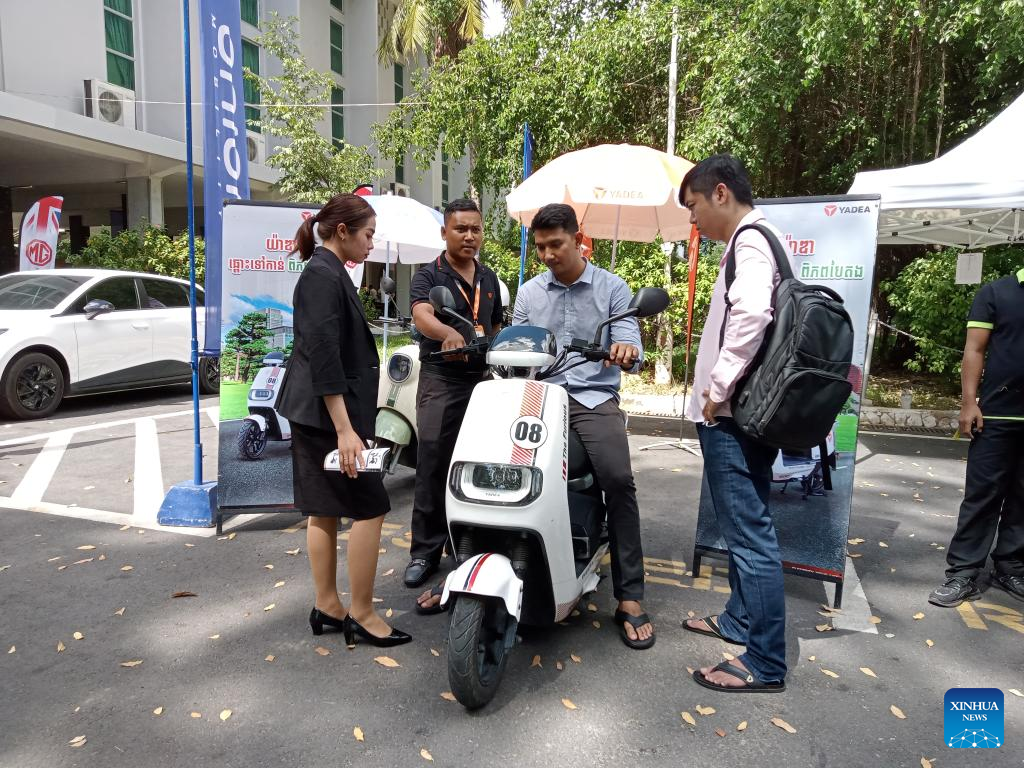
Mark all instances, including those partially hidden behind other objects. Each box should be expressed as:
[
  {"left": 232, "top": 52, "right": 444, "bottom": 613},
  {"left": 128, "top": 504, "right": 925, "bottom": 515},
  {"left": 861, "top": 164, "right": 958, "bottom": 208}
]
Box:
[
  {"left": 380, "top": 276, "right": 397, "bottom": 297},
  {"left": 629, "top": 287, "right": 671, "bottom": 318},
  {"left": 83, "top": 299, "right": 114, "bottom": 320},
  {"left": 428, "top": 286, "right": 456, "bottom": 314}
]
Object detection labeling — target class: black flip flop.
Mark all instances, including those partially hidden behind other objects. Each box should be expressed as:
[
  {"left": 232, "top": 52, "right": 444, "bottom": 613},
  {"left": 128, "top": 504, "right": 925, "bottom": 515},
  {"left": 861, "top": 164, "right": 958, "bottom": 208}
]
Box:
[
  {"left": 415, "top": 583, "right": 448, "bottom": 615},
  {"left": 614, "top": 609, "right": 656, "bottom": 650},
  {"left": 692, "top": 661, "right": 786, "bottom": 693},
  {"left": 681, "top": 615, "right": 746, "bottom": 646}
]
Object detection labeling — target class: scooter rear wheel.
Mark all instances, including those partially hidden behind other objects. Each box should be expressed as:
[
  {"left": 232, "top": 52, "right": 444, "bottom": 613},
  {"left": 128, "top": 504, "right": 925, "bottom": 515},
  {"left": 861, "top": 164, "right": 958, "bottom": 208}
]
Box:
[
  {"left": 447, "top": 595, "right": 516, "bottom": 710},
  {"left": 237, "top": 420, "right": 267, "bottom": 459}
]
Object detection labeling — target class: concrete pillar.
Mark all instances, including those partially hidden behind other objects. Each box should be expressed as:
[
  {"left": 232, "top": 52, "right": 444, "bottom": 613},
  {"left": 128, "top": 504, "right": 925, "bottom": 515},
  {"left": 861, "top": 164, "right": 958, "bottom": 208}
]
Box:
[
  {"left": 148, "top": 175, "right": 165, "bottom": 228},
  {"left": 397, "top": 263, "right": 412, "bottom": 316},
  {"left": 126, "top": 177, "right": 150, "bottom": 230},
  {"left": 0, "top": 187, "right": 15, "bottom": 275}
]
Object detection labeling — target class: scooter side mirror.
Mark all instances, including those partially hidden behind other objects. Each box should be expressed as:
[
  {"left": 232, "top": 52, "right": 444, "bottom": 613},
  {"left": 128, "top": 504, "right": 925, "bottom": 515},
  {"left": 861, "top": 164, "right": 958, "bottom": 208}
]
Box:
[
  {"left": 629, "top": 287, "right": 671, "bottom": 318},
  {"left": 428, "top": 286, "right": 457, "bottom": 314},
  {"left": 380, "top": 276, "right": 397, "bottom": 297}
]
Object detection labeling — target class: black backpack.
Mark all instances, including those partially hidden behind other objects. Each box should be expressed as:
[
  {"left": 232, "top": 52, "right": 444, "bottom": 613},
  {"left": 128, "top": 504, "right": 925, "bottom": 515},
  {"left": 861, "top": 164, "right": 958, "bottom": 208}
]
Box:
[{"left": 720, "top": 223, "right": 854, "bottom": 453}]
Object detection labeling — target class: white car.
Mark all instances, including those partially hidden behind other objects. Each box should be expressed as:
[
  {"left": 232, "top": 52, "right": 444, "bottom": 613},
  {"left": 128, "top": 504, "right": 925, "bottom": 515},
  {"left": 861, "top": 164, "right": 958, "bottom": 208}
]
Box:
[{"left": 0, "top": 269, "right": 218, "bottom": 420}]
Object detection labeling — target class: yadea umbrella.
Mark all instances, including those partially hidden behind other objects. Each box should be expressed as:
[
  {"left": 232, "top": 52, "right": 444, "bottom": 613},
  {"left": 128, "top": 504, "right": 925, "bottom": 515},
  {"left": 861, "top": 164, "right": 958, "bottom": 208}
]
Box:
[
  {"left": 365, "top": 194, "right": 445, "bottom": 264},
  {"left": 506, "top": 143, "right": 694, "bottom": 268}
]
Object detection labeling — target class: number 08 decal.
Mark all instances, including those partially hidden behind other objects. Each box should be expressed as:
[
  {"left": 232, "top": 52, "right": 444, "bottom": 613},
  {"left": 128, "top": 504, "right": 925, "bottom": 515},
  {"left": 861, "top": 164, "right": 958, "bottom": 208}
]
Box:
[{"left": 510, "top": 416, "right": 547, "bottom": 449}]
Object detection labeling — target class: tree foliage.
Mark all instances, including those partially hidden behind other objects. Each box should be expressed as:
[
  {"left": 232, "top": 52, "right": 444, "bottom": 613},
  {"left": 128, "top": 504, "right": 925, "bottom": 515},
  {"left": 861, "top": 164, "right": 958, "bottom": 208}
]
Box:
[
  {"left": 223, "top": 311, "right": 271, "bottom": 381},
  {"left": 62, "top": 226, "right": 204, "bottom": 283},
  {"left": 379, "top": 0, "right": 524, "bottom": 64},
  {"left": 246, "top": 14, "right": 382, "bottom": 203}
]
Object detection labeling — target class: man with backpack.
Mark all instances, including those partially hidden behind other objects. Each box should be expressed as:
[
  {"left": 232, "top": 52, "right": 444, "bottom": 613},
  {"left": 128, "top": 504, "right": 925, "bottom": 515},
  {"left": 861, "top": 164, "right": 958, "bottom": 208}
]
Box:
[{"left": 680, "top": 154, "right": 788, "bottom": 693}]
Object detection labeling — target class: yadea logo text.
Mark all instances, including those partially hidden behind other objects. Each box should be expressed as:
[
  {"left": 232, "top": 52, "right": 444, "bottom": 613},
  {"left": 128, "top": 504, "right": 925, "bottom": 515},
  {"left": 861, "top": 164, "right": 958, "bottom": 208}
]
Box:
[
  {"left": 824, "top": 203, "right": 871, "bottom": 216},
  {"left": 944, "top": 688, "right": 1004, "bottom": 749}
]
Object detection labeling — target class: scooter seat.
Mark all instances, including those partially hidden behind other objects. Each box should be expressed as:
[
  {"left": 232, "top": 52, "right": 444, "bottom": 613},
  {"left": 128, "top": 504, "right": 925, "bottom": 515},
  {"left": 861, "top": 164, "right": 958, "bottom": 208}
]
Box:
[{"left": 567, "top": 428, "right": 595, "bottom": 492}]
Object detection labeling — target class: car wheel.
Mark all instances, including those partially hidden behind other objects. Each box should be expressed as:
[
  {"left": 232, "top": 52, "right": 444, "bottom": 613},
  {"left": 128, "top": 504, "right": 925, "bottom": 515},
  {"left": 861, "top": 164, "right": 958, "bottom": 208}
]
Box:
[
  {"left": 1, "top": 352, "right": 66, "bottom": 420},
  {"left": 198, "top": 356, "right": 220, "bottom": 394}
]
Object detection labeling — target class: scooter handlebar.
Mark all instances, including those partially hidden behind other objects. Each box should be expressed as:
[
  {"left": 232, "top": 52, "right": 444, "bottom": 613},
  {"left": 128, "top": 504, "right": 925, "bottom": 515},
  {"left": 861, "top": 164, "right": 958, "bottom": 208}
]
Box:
[{"left": 423, "top": 339, "right": 490, "bottom": 363}]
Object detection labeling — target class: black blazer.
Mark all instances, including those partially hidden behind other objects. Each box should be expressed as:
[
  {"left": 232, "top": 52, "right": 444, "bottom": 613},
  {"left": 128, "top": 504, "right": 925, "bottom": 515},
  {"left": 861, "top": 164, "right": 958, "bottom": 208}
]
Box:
[{"left": 276, "top": 247, "right": 379, "bottom": 438}]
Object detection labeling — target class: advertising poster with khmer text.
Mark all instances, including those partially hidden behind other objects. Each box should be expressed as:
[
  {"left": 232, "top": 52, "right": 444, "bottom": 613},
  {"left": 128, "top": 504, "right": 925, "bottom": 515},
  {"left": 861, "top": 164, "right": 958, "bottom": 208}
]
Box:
[{"left": 693, "top": 194, "right": 881, "bottom": 601}]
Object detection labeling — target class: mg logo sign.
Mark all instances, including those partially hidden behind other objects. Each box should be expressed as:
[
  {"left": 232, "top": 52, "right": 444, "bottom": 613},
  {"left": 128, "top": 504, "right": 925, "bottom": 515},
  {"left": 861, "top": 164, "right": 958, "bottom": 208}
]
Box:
[
  {"left": 824, "top": 204, "right": 838, "bottom": 217},
  {"left": 25, "top": 239, "right": 53, "bottom": 267}
]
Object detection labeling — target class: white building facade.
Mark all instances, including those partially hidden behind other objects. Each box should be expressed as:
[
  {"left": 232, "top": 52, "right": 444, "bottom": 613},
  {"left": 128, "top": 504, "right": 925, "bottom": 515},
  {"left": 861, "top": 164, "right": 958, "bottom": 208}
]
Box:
[{"left": 0, "top": 0, "right": 468, "bottom": 287}]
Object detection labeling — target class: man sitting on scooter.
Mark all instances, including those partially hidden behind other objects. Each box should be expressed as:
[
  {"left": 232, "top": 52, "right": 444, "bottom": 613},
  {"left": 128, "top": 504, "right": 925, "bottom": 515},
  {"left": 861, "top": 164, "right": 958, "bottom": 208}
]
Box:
[{"left": 517, "top": 202, "right": 654, "bottom": 649}]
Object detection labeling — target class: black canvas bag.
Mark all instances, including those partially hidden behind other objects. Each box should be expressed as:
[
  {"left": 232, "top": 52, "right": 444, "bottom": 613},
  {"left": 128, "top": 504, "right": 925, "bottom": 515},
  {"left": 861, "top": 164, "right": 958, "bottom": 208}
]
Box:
[{"left": 720, "top": 223, "right": 854, "bottom": 453}]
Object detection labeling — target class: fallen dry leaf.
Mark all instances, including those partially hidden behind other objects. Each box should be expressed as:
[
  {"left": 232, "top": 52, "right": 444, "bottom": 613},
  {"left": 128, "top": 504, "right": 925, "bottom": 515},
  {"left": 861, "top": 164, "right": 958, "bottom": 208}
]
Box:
[
  {"left": 556, "top": 661, "right": 564, "bottom": 671},
  {"left": 120, "top": 659, "right": 143, "bottom": 668},
  {"left": 879, "top": 542, "right": 889, "bottom": 548},
  {"left": 921, "top": 759, "right": 933, "bottom": 768},
  {"left": 912, "top": 612, "right": 925, "bottom": 620},
  {"left": 848, "top": 538, "right": 865, "bottom": 545},
  {"left": 220, "top": 709, "right": 232, "bottom": 721},
  {"left": 385, "top": 608, "right": 393, "bottom": 618},
  {"left": 737, "top": 721, "right": 748, "bottom": 732},
  {"left": 184, "top": 543, "right": 195, "bottom": 548},
  {"left": 440, "top": 692, "right": 456, "bottom": 702},
  {"left": 696, "top": 705, "right": 716, "bottom": 716},
  {"left": 264, "top": 603, "right": 275, "bottom": 612},
  {"left": 722, "top": 651, "right": 736, "bottom": 661},
  {"left": 1008, "top": 689, "right": 1023, "bottom": 698},
  {"left": 227, "top": 533, "right": 237, "bottom": 540},
  {"left": 926, "top": 639, "right": 934, "bottom": 648},
  {"left": 47, "top": 556, "right": 62, "bottom": 563},
  {"left": 285, "top": 548, "right": 300, "bottom": 556},
  {"left": 815, "top": 624, "right": 834, "bottom": 633},
  {"left": 57, "top": 641, "right": 65, "bottom": 653},
  {"left": 860, "top": 667, "right": 877, "bottom": 678},
  {"left": 263, "top": 564, "right": 274, "bottom": 570},
  {"left": 114, "top": 607, "right": 126, "bottom": 616},
  {"left": 681, "top": 711, "right": 696, "bottom": 726},
  {"left": 274, "top": 581, "right": 285, "bottom": 588},
  {"left": 382, "top": 568, "right": 395, "bottom": 577},
  {"left": 570, "top": 653, "right": 582, "bottom": 664},
  {"left": 531, "top": 654, "right": 542, "bottom": 668},
  {"left": 172, "top": 591, "right": 197, "bottom": 598},
  {"left": 420, "top": 748, "right": 434, "bottom": 762},
  {"left": 98, "top": 555, "right": 106, "bottom": 561},
  {"left": 587, "top": 603, "right": 598, "bottom": 612},
  {"left": 430, "top": 648, "right": 440, "bottom": 657},
  {"left": 120, "top": 565, "right": 134, "bottom": 572},
  {"left": 76, "top": 545, "right": 96, "bottom": 551},
  {"left": 314, "top": 646, "right": 331, "bottom": 656},
  {"left": 208, "top": 634, "right": 220, "bottom": 640},
  {"left": 822, "top": 669, "right": 839, "bottom": 679},
  {"left": 68, "top": 735, "right": 87, "bottom": 748},
  {"left": 715, "top": 728, "right": 727, "bottom": 738},
  {"left": 7, "top": 646, "right": 14, "bottom": 654},
  {"left": 848, "top": 553, "right": 863, "bottom": 558},
  {"left": 807, "top": 655, "right": 816, "bottom": 662},
  {"left": 73, "top": 558, "right": 94, "bottom": 565},
  {"left": 190, "top": 712, "right": 202, "bottom": 719},
  {"left": 119, "top": 525, "right": 131, "bottom": 531},
  {"left": 265, "top": 655, "right": 275, "bottom": 662},
  {"left": 868, "top": 616, "right": 882, "bottom": 624},
  {"left": 771, "top": 717, "right": 797, "bottom": 734},
  {"left": 375, "top": 656, "right": 400, "bottom": 668},
  {"left": 73, "top": 632, "right": 84, "bottom": 641},
  {"left": 890, "top": 705, "right": 907, "bottom": 719},
  {"left": 561, "top": 698, "right": 577, "bottom": 710},
  {"left": 353, "top": 726, "right": 364, "bottom": 742},
  {"left": 592, "top": 620, "right": 601, "bottom": 629},
  {"left": 153, "top": 707, "right": 163, "bottom": 716}
]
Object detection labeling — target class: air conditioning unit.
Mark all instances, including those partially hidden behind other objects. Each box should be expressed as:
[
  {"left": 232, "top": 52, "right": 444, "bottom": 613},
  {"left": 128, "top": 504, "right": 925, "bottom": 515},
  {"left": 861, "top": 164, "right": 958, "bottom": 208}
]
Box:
[
  {"left": 84, "top": 79, "right": 136, "bottom": 129},
  {"left": 389, "top": 182, "right": 411, "bottom": 197},
  {"left": 246, "top": 131, "right": 266, "bottom": 165}
]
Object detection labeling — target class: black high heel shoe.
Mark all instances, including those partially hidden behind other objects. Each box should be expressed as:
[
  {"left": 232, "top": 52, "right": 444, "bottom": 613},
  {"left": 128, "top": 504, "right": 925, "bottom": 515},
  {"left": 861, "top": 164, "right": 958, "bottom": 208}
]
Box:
[
  {"left": 344, "top": 615, "right": 412, "bottom": 647},
  {"left": 309, "top": 607, "right": 348, "bottom": 636}
]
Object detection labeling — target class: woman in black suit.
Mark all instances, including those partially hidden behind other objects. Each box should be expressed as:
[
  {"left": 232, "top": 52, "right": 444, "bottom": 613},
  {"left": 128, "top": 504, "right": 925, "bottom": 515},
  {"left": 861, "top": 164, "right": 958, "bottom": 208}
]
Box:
[{"left": 278, "top": 193, "right": 411, "bottom": 648}]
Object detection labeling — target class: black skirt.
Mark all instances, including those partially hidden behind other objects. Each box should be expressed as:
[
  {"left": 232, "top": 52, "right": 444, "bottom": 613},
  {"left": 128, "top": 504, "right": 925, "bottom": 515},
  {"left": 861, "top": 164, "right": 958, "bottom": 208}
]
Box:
[{"left": 290, "top": 422, "right": 390, "bottom": 520}]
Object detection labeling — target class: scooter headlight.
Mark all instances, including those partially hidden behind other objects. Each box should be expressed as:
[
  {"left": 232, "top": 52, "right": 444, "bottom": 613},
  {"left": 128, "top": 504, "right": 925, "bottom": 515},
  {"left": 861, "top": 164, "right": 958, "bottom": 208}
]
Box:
[
  {"left": 449, "top": 462, "right": 543, "bottom": 506},
  {"left": 250, "top": 389, "right": 273, "bottom": 400},
  {"left": 387, "top": 353, "right": 413, "bottom": 383}
]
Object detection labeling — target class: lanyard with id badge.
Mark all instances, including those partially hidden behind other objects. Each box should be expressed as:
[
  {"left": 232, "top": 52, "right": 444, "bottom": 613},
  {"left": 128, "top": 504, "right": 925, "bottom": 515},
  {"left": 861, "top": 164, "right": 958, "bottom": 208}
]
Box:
[{"left": 455, "top": 280, "right": 486, "bottom": 337}]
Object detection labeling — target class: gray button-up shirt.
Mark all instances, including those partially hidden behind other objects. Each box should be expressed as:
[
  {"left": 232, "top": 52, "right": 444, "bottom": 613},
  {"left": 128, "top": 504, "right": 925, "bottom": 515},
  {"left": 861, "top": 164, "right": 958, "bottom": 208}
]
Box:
[{"left": 512, "top": 259, "right": 642, "bottom": 408}]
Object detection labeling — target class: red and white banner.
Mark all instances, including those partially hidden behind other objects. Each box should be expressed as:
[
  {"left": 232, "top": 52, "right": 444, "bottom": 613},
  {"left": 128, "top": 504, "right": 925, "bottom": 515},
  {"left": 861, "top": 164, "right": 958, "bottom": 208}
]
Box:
[{"left": 19, "top": 196, "right": 64, "bottom": 271}]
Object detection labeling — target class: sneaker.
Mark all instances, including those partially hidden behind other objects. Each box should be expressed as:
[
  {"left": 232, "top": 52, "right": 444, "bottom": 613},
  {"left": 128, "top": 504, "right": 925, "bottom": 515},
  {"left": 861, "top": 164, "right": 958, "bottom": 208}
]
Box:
[
  {"left": 990, "top": 571, "right": 1024, "bottom": 603},
  {"left": 928, "top": 576, "right": 980, "bottom": 607}
]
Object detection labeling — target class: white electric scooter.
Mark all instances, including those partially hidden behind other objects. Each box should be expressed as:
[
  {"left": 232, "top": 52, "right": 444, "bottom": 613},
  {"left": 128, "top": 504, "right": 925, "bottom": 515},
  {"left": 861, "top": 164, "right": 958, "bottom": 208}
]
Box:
[
  {"left": 237, "top": 351, "right": 292, "bottom": 459},
  {"left": 429, "top": 284, "right": 670, "bottom": 709}
]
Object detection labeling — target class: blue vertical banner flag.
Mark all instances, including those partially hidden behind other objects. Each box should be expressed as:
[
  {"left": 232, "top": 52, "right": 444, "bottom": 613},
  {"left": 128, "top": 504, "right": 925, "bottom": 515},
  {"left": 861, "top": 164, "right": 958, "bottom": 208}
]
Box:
[
  {"left": 199, "top": 0, "right": 251, "bottom": 353},
  {"left": 518, "top": 122, "right": 533, "bottom": 287}
]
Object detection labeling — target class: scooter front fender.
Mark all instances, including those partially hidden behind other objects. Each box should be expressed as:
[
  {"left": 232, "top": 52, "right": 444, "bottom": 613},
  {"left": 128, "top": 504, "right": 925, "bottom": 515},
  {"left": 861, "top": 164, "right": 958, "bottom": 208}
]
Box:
[
  {"left": 244, "top": 414, "right": 268, "bottom": 433},
  {"left": 441, "top": 554, "right": 523, "bottom": 622},
  {"left": 375, "top": 408, "right": 413, "bottom": 446}
]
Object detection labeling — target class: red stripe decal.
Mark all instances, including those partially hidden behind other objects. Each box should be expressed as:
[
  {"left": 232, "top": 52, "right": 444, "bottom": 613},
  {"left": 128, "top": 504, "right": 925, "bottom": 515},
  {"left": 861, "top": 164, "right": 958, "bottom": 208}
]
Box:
[
  {"left": 466, "top": 553, "right": 492, "bottom": 590},
  {"left": 510, "top": 382, "right": 546, "bottom": 465}
]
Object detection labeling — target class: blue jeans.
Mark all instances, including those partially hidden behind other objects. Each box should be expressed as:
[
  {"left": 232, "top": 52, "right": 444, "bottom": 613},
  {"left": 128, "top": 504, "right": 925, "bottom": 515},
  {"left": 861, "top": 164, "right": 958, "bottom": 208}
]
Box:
[{"left": 697, "top": 418, "right": 787, "bottom": 683}]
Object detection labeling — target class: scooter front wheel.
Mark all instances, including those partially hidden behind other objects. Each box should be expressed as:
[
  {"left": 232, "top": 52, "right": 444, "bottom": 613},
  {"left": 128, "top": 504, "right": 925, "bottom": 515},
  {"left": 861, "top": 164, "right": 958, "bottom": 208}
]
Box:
[
  {"left": 447, "top": 595, "right": 517, "bottom": 710},
  {"left": 237, "top": 420, "right": 267, "bottom": 460}
]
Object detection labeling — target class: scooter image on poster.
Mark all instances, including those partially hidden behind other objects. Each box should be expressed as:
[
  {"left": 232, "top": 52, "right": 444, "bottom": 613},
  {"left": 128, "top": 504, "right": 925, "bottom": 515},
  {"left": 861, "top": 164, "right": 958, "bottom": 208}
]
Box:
[
  {"left": 426, "top": 284, "right": 670, "bottom": 710},
  {"left": 237, "top": 351, "right": 291, "bottom": 460},
  {"left": 772, "top": 429, "right": 837, "bottom": 499}
]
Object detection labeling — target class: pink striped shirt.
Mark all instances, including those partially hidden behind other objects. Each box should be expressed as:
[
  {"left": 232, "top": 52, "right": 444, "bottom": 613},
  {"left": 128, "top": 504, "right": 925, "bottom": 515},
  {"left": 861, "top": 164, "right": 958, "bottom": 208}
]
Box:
[{"left": 686, "top": 209, "right": 783, "bottom": 423}]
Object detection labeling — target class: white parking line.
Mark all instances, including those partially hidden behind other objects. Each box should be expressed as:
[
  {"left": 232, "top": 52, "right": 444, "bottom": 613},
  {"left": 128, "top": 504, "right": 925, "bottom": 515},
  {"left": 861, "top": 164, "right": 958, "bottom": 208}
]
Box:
[
  {"left": 132, "top": 418, "right": 164, "bottom": 525},
  {"left": 0, "top": 407, "right": 217, "bottom": 449},
  {"left": 11, "top": 431, "right": 72, "bottom": 505},
  {"left": 823, "top": 558, "right": 878, "bottom": 634}
]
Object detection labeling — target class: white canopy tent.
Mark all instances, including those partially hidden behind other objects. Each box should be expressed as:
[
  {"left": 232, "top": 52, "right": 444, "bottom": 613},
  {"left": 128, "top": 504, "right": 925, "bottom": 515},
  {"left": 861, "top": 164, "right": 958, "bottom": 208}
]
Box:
[{"left": 849, "top": 93, "right": 1024, "bottom": 248}]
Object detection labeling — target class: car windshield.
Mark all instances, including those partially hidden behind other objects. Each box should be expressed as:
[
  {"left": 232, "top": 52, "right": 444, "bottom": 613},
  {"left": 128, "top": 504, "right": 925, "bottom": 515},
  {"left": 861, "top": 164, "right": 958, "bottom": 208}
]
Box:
[{"left": 0, "top": 274, "right": 90, "bottom": 309}]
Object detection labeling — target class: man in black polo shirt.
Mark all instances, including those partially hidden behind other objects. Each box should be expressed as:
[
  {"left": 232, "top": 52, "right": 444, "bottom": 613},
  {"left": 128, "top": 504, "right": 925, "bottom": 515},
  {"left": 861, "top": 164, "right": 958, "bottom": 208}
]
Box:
[
  {"left": 403, "top": 198, "right": 504, "bottom": 588},
  {"left": 929, "top": 266, "right": 1024, "bottom": 607}
]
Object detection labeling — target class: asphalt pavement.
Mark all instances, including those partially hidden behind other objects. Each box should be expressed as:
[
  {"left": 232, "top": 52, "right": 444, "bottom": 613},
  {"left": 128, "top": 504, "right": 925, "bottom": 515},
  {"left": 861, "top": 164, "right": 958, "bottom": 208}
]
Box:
[{"left": 2, "top": 394, "right": 1022, "bottom": 767}]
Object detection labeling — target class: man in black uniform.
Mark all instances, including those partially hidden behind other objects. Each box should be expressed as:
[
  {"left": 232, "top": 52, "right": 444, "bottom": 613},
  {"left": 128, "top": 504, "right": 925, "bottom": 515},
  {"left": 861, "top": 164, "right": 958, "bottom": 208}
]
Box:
[
  {"left": 403, "top": 199, "right": 504, "bottom": 588},
  {"left": 929, "top": 266, "right": 1024, "bottom": 606}
]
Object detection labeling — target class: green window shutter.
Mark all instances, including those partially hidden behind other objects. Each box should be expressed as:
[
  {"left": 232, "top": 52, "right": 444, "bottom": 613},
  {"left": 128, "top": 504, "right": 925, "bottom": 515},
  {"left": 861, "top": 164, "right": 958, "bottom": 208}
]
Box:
[
  {"left": 330, "top": 22, "right": 343, "bottom": 75},
  {"left": 441, "top": 151, "right": 449, "bottom": 206},
  {"left": 330, "top": 0, "right": 343, "bottom": 10},
  {"left": 106, "top": 52, "right": 134, "bottom": 90},
  {"left": 105, "top": 11, "right": 134, "bottom": 56},
  {"left": 394, "top": 63, "right": 404, "bottom": 103},
  {"left": 240, "top": 0, "right": 259, "bottom": 26},
  {"left": 396, "top": 157, "right": 405, "bottom": 185},
  {"left": 104, "top": 3, "right": 135, "bottom": 90},
  {"left": 104, "top": 0, "right": 132, "bottom": 15},
  {"left": 331, "top": 87, "right": 345, "bottom": 148},
  {"left": 242, "top": 39, "right": 261, "bottom": 132}
]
